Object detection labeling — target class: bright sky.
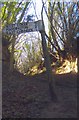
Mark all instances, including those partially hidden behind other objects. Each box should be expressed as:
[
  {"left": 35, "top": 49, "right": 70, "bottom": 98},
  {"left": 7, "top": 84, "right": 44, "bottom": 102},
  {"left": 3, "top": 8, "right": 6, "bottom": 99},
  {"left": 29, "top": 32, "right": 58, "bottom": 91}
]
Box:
[
  {"left": 31, "top": 0, "right": 48, "bottom": 33},
  {"left": 32, "top": 0, "right": 42, "bottom": 20}
]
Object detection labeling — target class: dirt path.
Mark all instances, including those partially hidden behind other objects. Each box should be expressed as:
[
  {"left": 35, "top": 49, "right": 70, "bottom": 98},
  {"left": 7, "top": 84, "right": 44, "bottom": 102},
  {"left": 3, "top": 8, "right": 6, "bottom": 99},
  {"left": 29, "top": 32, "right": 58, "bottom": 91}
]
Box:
[
  {"left": 2, "top": 68, "right": 77, "bottom": 118},
  {"left": 40, "top": 86, "right": 77, "bottom": 118}
]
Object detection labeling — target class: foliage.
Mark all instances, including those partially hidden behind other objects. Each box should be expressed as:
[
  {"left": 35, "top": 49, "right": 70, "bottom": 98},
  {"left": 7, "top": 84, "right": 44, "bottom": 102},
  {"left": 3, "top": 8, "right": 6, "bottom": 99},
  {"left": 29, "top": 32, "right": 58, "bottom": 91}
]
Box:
[
  {"left": 42, "top": 1, "right": 78, "bottom": 61},
  {"left": 1, "top": 1, "right": 33, "bottom": 72},
  {"left": 2, "top": 1, "right": 78, "bottom": 74},
  {"left": 1, "top": 1, "right": 31, "bottom": 27},
  {"left": 14, "top": 33, "right": 43, "bottom": 74}
]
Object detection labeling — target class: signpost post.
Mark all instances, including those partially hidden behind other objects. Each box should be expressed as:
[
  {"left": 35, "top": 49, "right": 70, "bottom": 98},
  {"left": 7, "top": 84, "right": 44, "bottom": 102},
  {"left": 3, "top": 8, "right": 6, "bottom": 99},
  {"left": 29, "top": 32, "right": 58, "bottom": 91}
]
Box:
[
  {"left": 3, "top": 20, "right": 57, "bottom": 101},
  {"left": 77, "top": 33, "right": 79, "bottom": 73}
]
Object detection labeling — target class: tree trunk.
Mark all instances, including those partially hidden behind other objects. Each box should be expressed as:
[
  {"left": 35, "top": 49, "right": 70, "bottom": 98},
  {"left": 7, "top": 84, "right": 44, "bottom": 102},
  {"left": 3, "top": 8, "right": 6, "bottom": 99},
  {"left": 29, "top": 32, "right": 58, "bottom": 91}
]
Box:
[
  {"left": 10, "top": 36, "right": 15, "bottom": 72},
  {"left": 48, "top": 0, "right": 52, "bottom": 50},
  {"left": 77, "top": 36, "right": 79, "bottom": 73}
]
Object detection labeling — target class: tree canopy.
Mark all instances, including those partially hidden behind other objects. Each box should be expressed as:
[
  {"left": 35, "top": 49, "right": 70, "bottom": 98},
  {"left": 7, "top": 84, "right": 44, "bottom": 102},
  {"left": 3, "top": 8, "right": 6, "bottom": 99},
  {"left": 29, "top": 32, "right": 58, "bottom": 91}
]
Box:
[{"left": 1, "top": 1, "right": 78, "bottom": 74}]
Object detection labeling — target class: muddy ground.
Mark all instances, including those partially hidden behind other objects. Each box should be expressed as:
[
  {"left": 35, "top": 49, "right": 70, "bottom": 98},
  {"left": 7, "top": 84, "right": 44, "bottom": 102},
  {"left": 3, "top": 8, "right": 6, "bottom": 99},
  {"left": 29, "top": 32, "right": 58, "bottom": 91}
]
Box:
[{"left": 2, "top": 63, "right": 78, "bottom": 118}]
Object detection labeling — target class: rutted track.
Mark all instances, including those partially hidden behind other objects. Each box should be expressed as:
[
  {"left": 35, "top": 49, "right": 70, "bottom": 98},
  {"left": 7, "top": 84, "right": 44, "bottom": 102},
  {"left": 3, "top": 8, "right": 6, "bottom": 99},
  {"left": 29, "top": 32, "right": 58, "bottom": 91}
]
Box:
[{"left": 2, "top": 69, "right": 77, "bottom": 118}]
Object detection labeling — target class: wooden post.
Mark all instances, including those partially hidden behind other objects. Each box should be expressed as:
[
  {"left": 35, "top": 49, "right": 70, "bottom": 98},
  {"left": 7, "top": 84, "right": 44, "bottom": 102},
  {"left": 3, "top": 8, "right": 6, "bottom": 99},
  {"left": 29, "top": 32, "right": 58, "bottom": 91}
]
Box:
[
  {"left": 77, "top": 36, "right": 79, "bottom": 73},
  {"left": 10, "top": 35, "right": 15, "bottom": 72},
  {"left": 40, "top": 30, "right": 57, "bottom": 101}
]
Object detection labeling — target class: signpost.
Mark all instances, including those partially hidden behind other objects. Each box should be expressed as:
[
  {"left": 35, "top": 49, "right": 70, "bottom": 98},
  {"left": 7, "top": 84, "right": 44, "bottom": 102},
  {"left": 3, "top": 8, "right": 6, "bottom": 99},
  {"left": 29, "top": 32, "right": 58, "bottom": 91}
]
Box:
[
  {"left": 3, "top": 20, "right": 43, "bottom": 35},
  {"left": 3, "top": 20, "right": 57, "bottom": 101}
]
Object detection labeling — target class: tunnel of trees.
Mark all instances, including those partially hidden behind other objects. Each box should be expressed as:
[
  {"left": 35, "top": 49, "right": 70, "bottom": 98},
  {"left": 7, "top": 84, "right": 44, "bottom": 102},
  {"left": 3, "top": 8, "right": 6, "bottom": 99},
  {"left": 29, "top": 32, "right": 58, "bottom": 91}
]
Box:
[
  {"left": 1, "top": 1, "right": 78, "bottom": 118},
  {"left": 2, "top": 1, "right": 79, "bottom": 75}
]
